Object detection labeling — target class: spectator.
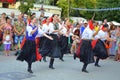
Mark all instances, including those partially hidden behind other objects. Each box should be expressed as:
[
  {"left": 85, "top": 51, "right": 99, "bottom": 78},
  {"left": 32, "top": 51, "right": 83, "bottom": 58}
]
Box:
[
  {"left": 14, "top": 15, "right": 25, "bottom": 56},
  {"left": 3, "top": 29, "right": 12, "bottom": 56}
]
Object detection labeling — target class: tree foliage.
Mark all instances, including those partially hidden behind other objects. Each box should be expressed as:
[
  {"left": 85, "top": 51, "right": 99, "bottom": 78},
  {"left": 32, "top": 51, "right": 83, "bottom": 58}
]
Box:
[
  {"left": 18, "top": 0, "right": 35, "bottom": 15},
  {"left": 18, "top": 0, "right": 120, "bottom": 22},
  {"left": 56, "top": 0, "right": 120, "bottom": 22},
  {"left": 57, "top": 0, "right": 97, "bottom": 19},
  {"left": 95, "top": 0, "right": 120, "bottom": 22}
]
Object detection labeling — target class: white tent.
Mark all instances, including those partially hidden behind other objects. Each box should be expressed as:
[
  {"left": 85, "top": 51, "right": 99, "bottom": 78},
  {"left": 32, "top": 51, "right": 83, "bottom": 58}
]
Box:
[{"left": 111, "top": 21, "right": 120, "bottom": 26}]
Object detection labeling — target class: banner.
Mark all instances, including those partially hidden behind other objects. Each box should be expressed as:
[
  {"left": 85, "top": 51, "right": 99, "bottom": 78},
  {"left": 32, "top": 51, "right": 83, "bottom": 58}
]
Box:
[{"left": 72, "top": 7, "right": 120, "bottom": 11}]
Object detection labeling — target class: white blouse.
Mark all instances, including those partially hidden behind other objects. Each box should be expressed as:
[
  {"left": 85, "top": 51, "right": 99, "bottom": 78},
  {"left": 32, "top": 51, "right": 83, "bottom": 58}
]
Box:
[
  {"left": 81, "top": 27, "right": 94, "bottom": 39},
  {"left": 95, "top": 30, "right": 108, "bottom": 41},
  {"left": 42, "top": 24, "right": 50, "bottom": 33},
  {"left": 26, "top": 25, "right": 44, "bottom": 38},
  {"left": 49, "top": 22, "right": 62, "bottom": 34},
  {"left": 3, "top": 35, "right": 11, "bottom": 44}
]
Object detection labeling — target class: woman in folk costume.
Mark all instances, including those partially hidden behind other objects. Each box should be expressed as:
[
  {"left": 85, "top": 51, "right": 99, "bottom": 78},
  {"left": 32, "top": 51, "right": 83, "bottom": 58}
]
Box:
[
  {"left": 94, "top": 24, "right": 112, "bottom": 67},
  {"left": 40, "top": 17, "right": 50, "bottom": 62},
  {"left": 17, "top": 17, "right": 53, "bottom": 73},
  {"left": 59, "top": 19, "right": 70, "bottom": 61},
  {"left": 47, "top": 14, "right": 62, "bottom": 69},
  {"left": 75, "top": 20, "right": 99, "bottom": 73}
]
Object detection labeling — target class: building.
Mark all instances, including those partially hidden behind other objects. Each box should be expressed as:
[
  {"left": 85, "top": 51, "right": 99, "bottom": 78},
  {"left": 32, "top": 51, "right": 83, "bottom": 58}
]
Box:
[{"left": 0, "top": 0, "right": 62, "bottom": 16}]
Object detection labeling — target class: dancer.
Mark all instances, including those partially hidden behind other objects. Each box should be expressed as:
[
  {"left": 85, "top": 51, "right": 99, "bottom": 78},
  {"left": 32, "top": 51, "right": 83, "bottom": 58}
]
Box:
[
  {"left": 47, "top": 14, "right": 62, "bottom": 69},
  {"left": 94, "top": 24, "right": 113, "bottom": 67},
  {"left": 40, "top": 16, "right": 50, "bottom": 62},
  {"left": 59, "top": 19, "right": 70, "bottom": 61},
  {"left": 75, "top": 20, "right": 99, "bottom": 73},
  {"left": 17, "top": 17, "right": 53, "bottom": 73}
]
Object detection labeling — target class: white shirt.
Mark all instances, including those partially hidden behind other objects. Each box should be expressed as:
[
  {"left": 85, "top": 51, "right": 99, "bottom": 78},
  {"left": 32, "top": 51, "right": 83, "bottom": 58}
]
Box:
[
  {"left": 26, "top": 25, "right": 44, "bottom": 38},
  {"left": 26, "top": 25, "right": 33, "bottom": 37},
  {"left": 81, "top": 27, "right": 94, "bottom": 39},
  {"left": 36, "top": 27, "right": 44, "bottom": 37},
  {"left": 42, "top": 24, "right": 50, "bottom": 33},
  {"left": 61, "top": 26, "right": 67, "bottom": 35},
  {"left": 95, "top": 30, "right": 108, "bottom": 41},
  {"left": 3, "top": 35, "right": 11, "bottom": 44},
  {"left": 49, "top": 22, "right": 61, "bottom": 34}
]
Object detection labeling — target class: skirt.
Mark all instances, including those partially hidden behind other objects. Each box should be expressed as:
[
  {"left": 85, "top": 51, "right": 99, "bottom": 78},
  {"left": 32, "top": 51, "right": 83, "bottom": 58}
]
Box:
[
  {"left": 76, "top": 40, "right": 95, "bottom": 64},
  {"left": 59, "top": 35, "right": 68, "bottom": 55},
  {"left": 93, "top": 39, "right": 108, "bottom": 59},
  {"left": 39, "top": 35, "right": 51, "bottom": 57},
  {"left": 17, "top": 39, "right": 41, "bottom": 63},
  {"left": 47, "top": 34, "right": 61, "bottom": 58}
]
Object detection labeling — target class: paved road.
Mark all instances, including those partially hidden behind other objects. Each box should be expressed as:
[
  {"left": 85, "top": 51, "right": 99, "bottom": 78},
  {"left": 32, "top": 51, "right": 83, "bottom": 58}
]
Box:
[{"left": 0, "top": 51, "right": 120, "bottom": 80}]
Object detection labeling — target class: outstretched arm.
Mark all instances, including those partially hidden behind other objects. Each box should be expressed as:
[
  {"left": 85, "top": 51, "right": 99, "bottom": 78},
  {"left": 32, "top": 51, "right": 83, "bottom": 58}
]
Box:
[{"left": 43, "top": 33, "right": 53, "bottom": 40}]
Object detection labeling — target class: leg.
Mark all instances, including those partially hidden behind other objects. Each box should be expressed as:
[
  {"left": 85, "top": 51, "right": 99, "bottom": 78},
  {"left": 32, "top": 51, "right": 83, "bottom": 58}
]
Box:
[
  {"left": 27, "top": 62, "right": 33, "bottom": 73},
  {"left": 4, "top": 44, "right": 7, "bottom": 56},
  {"left": 43, "top": 56, "right": 47, "bottom": 62},
  {"left": 82, "top": 63, "right": 89, "bottom": 73},
  {"left": 95, "top": 57, "right": 101, "bottom": 67},
  {"left": 14, "top": 36, "right": 19, "bottom": 56},
  {"left": 7, "top": 44, "right": 11, "bottom": 56},
  {"left": 60, "top": 53, "right": 64, "bottom": 61},
  {"left": 49, "top": 58, "right": 55, "bottom": 69}
]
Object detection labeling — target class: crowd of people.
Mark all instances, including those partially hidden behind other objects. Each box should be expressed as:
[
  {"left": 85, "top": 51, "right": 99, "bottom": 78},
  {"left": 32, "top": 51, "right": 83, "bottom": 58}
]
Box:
[{"left": 0, "top": 12, "right": 120, "bottom": 73}]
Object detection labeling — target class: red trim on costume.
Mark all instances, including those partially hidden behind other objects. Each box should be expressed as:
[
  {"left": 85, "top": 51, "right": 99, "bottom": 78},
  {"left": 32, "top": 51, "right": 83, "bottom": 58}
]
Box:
[
  {"left": 42, "top": 19, "right": 46, "bottom": 25},
  {"left": 76, "top": 40, "right": 82, "bottom": 58},
  {"left": 101, "top": 25, "right": 105, "bottom": 30},
  {"left": 35, "top": 37, "right": 42, "bottom": 61},
  {"left": 49, "top": 17, "right": 53, "bottom": 22},
  {"left": 20, "top": 37, "right": 26, "bottom": 49},
  {"left": 91, "top": 39, "right": 98, "bottom": 49},
  {"left": 88, "top": 20, "right": 94, "bottom": 30}
]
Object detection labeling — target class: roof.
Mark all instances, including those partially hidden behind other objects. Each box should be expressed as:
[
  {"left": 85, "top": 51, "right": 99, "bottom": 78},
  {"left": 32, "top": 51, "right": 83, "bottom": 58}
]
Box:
[{"left": 34, "top": 4, "right": 62, "bottom": 11}]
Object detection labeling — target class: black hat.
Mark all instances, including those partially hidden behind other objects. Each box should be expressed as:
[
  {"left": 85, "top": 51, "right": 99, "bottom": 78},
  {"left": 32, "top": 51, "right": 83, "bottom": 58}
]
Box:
[{"left": 103, "top": 23, "right": 108, "bottom": 27}]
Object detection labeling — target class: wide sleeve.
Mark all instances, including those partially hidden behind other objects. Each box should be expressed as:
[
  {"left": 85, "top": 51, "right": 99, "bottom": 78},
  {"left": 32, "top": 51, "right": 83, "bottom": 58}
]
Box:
[
  {"left": 37, "top": 27, "right": 44, "bottom": 37},
  {"left": 81, "top": 29, "right": 89, "bottom": 39},
  {"left": 42, "top": 24, "right": 45, "bottom": 31},
  {"left": 26, "top": 25, "right": 32, "bottom": 36},
  {"left": 49, "top": 23, "right": 54, "bottom": 34}
]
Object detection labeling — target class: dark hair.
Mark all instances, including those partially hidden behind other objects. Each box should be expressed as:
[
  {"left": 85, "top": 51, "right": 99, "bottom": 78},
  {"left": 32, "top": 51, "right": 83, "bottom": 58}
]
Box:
[
  {"left": 74, "top": 29, "right": 80, "bottom": 37},
  {"left": 52, "top": 14, "right": 58, "bottom": 18},
  {"left": 103, "top": 24, "right": 108, "bottom": 28},
  {"left": 44, "top": 16, "right": 49, "bottom": 19},
  {"left": 6, "top": 16, "right": 10, "bottom": 22},
  {"left": 76, "top": 23, "right": 79, "bottom": 27}
]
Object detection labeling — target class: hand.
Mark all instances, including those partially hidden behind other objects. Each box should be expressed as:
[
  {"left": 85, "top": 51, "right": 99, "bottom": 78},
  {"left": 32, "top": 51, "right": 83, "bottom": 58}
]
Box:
[{"left": 49, "top": 36, "right": 53, "bottom": 40}]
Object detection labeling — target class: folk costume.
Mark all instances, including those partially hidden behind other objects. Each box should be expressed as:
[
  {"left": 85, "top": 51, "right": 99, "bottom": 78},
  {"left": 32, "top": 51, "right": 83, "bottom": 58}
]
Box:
[
  {"left": 59, "top": 24, "right": 69, "bottom": 61},
  {"left": 47, "top": 21, "right": 62, "bottom": 69},
  {"left": 17, "top": 23, "right": 42, "bottom": 73}
]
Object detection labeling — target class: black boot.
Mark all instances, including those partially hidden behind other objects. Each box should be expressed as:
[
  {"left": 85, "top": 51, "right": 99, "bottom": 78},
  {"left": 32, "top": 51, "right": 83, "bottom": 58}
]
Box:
[
  {"left": 95, "top": 58, "right": 101, "bottom": 67},
  {"left": 14, "top": 51, "right": 18, "bottom": 56},
  {"left": 82, "top": 63, "right": 89, "bottom": 73},
  {"left": 27, "top": 63, "right": 33, "bottom": 73},
  {"left": 43, "top": 56, "right": 47, "bottom": 62},
  {"left": 60, "top": 53, "right": 64, "bottom": 61},
  {"left": 49, "top": 58, "right": 55, "bottom": 69}
]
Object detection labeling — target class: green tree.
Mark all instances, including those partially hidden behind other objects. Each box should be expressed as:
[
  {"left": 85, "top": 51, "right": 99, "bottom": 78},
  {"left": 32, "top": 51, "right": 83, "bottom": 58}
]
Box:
[
  {"left": 57, "top": 0, "right": 68, "bottom": 17},
  {"left": 57, "top": 0, "right": 97, "bottom": 19},
  {"left": 18, "top": 0, "right": 35, "bottom": 15},
  {"left": 95, "top": 0, "right": 120, "bottom": 22}
]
